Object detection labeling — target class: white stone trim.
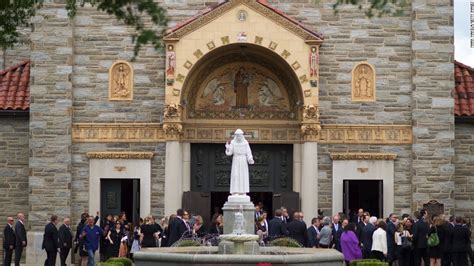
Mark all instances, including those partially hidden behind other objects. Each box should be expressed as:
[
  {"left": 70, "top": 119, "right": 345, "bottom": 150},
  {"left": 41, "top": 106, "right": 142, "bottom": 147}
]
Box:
[
  {"left": 89, "top": 158, "right": 151, "bottom": 218},
  {"left": 301, "top": 142, "right": 318, "bottom": 225},
  {"left": 332, "top": 160, "right": 394, "bottom": 218}
]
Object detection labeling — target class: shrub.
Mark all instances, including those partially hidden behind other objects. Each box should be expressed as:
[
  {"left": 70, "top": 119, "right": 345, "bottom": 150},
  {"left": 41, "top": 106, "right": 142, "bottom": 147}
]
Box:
[
  {"left": 171, "top": 239, "right": 203, "bottom": 247},
  {"left": 349, "top": 259, "right": 388, "bottom": 266},
  {"left": 105, "top": 257, "right": 133, "bottom": 266},
  {"left": 268, "top": 237, "right": 302, "bottom": 248}
]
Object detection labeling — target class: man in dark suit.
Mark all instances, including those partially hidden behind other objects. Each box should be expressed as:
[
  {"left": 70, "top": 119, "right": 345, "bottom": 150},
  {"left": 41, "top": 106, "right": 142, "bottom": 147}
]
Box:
[
  {"left": 168, "top": 209, "right": 190, "bottom": 246},
  {"left": 268, "top": 209, "right": 289, "bottom": 239},
  {"left": 281, "top": 207, "right": 289, "bottom": 224},
  {"left": 42, "top": 215, "right": 59, "bottom": 266},
  {"left": 356, "top": 214, "right": 368, "bottom": 242},
  {"left": 387, "top": 213, "right": 399, "bottom": 266},
  {"left": 361, "top": 216, "right": 376, "bottom": 258},
  {"left": 412, "top": 209, "right": 429, "bottom": 266},
  {"left": 306, "top": 217, "right": 320, "bottom": 248},
  {"left": 287, "top": 212, "right": 307, "bottom": 246},
  {"left": 451, "top": 216, "right": 470, "bottom": 266},
  {"left": 442, "top": 215, "right": 455, "bottom": 266},
  {"left": 14, "top": 212, "right": 27, "bottom": 266},
  {"left": 58, "top": 217, "right": 73, "bottom": 266},
  {"left": 331, "top": 214, "right": 343, "bottom": 251},
  {"left": 3, "top": 217, "right": 16, "bottom": 266}
]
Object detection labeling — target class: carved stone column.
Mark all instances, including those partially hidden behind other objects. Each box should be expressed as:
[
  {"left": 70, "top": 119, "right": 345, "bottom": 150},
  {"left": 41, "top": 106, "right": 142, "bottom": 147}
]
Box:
[
  {"left": 301, "top": 142, "right": 318, "bottom": 225},
  {"left": 163, "top": 103, "right": 184, "bottom": 215},
  {"left": 299, "top": 105, "right": 320, "bottom": 225}
]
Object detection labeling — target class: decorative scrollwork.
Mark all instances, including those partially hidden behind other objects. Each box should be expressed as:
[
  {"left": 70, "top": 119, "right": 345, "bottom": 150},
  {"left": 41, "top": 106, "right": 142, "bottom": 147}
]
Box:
[
  {"left": 164, "top": 103, "right": 181, "bottom": 120},
  {"left": 86, "top": 152, "right": 154, "bottom": 159},
  {"left": 163, "top": 123, "right": 183, "bottom": 139},
  {"left": 330, "top": 153, "right": 397, "bottom": 161},
  {"left": 302, "top": 104, "right": 320, "bottom": 121},
  {"left": 300, "top": 123, "right": 321, "bottom": 141}
]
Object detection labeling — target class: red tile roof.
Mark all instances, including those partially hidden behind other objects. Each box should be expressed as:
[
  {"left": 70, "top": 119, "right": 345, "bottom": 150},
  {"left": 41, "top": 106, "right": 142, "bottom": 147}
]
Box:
[
  {"left": 454, "top": 60, "right": 474, "bottom": 117},
  {"left": 166, "top": 0, "right": 323, "bottom": 40},
  {"left": 0, "top": 60, "right": 30, "bottom": 111}
]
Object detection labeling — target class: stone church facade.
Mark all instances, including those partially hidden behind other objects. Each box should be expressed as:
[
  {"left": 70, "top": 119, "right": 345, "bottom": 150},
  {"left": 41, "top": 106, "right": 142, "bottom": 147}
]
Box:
[{"left": 0, "top": 0, "right": 472, "bottom": 262}]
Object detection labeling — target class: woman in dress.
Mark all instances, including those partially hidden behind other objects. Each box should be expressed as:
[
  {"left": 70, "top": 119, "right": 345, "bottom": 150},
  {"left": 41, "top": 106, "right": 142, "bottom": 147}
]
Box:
[
  {"left": 318, "top": 216, "right": 333, "bottom": 249},
  {"left": 340, "top": 222, "right": 362, "bottom": 264},
  {"left": 193, "top": 215, "right": 207, "bottom": 238},
  {"left": 255, "top": 216, "right": 268, "bottom": 245},
  {"left": 107, "top": 221, "right": 125, "bottom": 258},
  {"left": 428, "top": 216, "right": 446, "bottom": 266},
  {"left": 209, "top": 213, "right": 224, "bottom": 235},
  {"left": 399, "top": 217, "right": 414, "bottom": 266},
  {"left": 140, "top": 215, "right": 162, "bottom": 248},
  {"left": 372, "top": 220, "right": 388, "bottom": 261},
  {"left": 130, "top": 218, "right": 143, "bottom": 260}
]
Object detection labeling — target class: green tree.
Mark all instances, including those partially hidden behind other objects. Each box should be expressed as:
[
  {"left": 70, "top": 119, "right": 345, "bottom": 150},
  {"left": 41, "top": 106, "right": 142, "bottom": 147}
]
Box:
[
  {"left": 326, "top": 0, "right": 409, "bottom": 17},
  {"left": 1, "top": 0, "right": 408, "bottom": 69}
]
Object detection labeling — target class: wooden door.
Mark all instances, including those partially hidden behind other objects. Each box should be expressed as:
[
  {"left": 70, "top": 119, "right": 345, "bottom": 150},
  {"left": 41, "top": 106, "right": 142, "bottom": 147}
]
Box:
[
  {"left": 101, "top": 179, "right": 122, "bottom": 217},
  {"left": 273, "top": 191, "right": 300, "bottom": 217},
  {"left": 182, "top": 191, "right": 211, "bottom": 225}
]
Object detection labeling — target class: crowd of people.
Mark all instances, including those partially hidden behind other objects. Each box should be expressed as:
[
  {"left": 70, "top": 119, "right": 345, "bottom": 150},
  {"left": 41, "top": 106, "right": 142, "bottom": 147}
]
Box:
[
  {"left": 253, "top": 207, "right": 473, "bottom": 266},
  {"left": 2, "top": 207, "right": 473, "bottom": 266}
]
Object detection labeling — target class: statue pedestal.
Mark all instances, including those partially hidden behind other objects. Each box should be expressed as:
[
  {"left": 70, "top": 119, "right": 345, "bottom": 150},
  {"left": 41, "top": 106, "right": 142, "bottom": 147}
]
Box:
[{"left": 222, "top": 194, "right": 255, "bottom": 235}]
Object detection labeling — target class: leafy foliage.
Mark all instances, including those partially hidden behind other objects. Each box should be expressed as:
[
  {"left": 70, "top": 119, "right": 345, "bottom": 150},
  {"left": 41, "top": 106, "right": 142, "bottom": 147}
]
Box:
[
  {"left": 0, "top": 0, "right": 40, "bottom": 51},
  {"left": 0, "top": 0, "right": 167, "bottom": 61},
  {"left": 171, "top": 238, "right": 203, "bottom": 247},
  {"left": 66, "top": 0, "right": 168, "bottom": 59},
  {"left": 1, "top": 0, "right": 408, "bottom": 62},
  {"left": 104, "top": 257, "right": 133, "bottom": 266},
  {"left": 268, "top": 237, "right": 303, "bottom": 248},
  {"left": 314, "top": 0, "right": 409, "bottom": 17}
]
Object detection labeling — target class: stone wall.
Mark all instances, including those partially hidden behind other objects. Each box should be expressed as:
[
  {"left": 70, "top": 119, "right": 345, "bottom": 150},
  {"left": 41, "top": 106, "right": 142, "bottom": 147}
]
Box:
[
  {"left": 72, "top": 7, "right": 165, "bottom": 123},
  {"left": 29, "top": 3, "right": 74, "bottom": 230},
  {"left": 0, "top": 116, "right": 29, "bottom": 258},
  {"left": 1, "top": 0, "right": 457, "bottom": 230},
  {"left": 71, "top": 143, "right": 166, "bottom": 224},
  {"left": 454, "top": 123, "right": 474, "bottom": 219},
  {"left": 410, "top": 0, "right": 455, "bottom": 212},
  {"left": 269, "top": 0, "right": 413, "bottom": 125},
  {"left": 0, "top": 26, "right": 31, "bottom": 69},
  {"left": 318, "top": 144, "right": 412, "bottom": 216}
]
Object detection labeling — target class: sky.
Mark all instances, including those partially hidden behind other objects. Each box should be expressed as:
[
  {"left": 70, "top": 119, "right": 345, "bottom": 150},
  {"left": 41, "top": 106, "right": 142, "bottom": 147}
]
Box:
[{"left": 454, "top": 0, "right": 474, "bottom": 67}]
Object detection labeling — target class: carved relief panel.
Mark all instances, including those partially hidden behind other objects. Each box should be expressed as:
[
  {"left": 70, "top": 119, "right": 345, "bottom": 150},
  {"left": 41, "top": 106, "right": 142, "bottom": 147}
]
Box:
[
  {"left": 352, "top": 62, "right": 376, "bottom": 102},
  {"left": 109, "top": 60, "right": 134, "bottom": 101},
  {"left": 188, "top": 62, "right": 295, "bottom": 120}
]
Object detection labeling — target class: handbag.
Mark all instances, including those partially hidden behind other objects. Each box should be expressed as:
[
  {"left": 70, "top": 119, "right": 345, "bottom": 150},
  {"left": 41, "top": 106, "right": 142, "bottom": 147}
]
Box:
[
  {"left": 401, "top": 235, "right": 412, "bottom": 250},
  {"left": 427, "top": 226, "right": 439, "bottom": 247}
]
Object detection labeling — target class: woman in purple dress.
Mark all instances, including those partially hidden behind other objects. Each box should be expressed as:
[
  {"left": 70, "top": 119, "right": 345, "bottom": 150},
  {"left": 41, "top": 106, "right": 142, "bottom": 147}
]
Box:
[{"left": 340, "top": 222, "right": 362, "bottom": 264}]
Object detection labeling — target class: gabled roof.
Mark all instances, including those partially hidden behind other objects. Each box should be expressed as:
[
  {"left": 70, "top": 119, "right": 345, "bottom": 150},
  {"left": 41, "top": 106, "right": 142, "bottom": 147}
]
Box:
[
  {"left": 0, "top": 60, "right": 30, "bottom": 111},
  {"left": 164, "top": 0, "right": 323, "bottom": 42},
  {"left": 454, "top": 60, "right": 474, "bottom": 117}
]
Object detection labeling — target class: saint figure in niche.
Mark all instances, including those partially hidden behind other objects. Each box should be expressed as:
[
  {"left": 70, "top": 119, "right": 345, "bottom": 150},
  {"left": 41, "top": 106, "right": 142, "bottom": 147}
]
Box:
[
  {"left": 114, "top": 64, "right": 129, "bottom": 97},
  {"left": 233, "top": 67, "right": 250, "bottom": 108},
  {"left": 309, "top": 46, "right": 319, "bottom": 77},
  {"left": 166, "top": 45, "right": 176, "bottom": 77},
  {"left": 355, "top": 65, "right": 372, "bottom": 97}
]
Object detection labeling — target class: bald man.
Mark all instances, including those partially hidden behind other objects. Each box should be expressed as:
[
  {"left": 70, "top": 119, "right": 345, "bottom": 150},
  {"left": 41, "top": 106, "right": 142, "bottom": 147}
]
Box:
[
  {"left": 58, "top": 217, "right": 73, "bottom": 266},
  {"left": 14, "top": 213, "right": 27, "bottom": 266},
  {"left": 3, "top": 217, "right": 15, "bottom": 266}
]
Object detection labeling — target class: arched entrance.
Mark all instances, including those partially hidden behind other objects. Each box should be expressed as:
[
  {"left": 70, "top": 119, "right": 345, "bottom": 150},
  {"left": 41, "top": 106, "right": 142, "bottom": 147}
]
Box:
[
  {"left": 180, "top": 43, "right": 304, "bottom": 123},
  {"left": 161, "top": 0, "right": 322, "bottom": 223},
  {"left": 179, "top": 43, "right": 303, "bottom": 223}
]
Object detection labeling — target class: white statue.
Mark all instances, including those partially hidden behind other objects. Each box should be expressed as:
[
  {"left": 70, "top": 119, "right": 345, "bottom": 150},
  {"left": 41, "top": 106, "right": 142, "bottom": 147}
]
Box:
[{"left": 225, "top": 129, "right": 254, "bottom": 195}]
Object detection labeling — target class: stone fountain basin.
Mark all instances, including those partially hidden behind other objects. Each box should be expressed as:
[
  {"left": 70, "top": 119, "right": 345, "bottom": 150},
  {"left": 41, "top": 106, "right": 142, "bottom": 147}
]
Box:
[{"left": 134, "top": 247, "right": 344, "bottom": 266}]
